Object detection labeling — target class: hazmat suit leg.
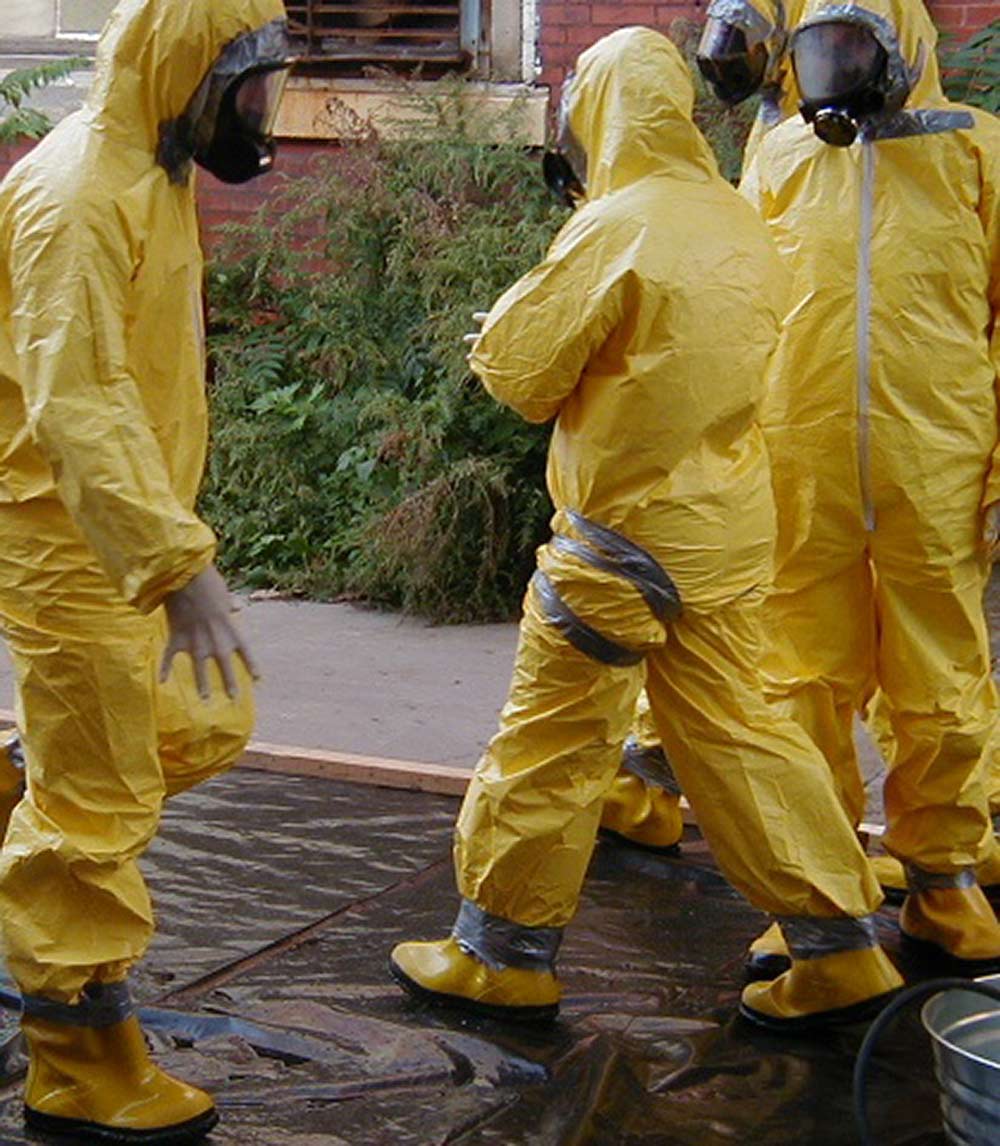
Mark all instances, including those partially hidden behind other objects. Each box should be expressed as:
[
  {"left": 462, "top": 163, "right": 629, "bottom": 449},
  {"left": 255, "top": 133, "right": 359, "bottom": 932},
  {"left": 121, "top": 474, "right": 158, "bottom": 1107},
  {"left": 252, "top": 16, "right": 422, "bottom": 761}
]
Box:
[
  {"left": 874, "top": 556, "right": 994, "bottom": 872},
  {"left": 641, "top": 592, "right": 900, "bottom": 1027},
  {"left": 871, "top": 555, "right": 1000, "bottom": 967},
  {"left": 0, "top": 501, "right": 254, "bottom": 1004},
  {"left": 759, "top": 555, "right": 877, "bottom": 832},
  {"left": 455, "top": 576, "right": 648, "bottom": 933},
  {"left": 600, "top": 687, "right": 685, "bottom": 854},
  {"left": 393, "top": 566, "right": 900, "bottom": 1026}
]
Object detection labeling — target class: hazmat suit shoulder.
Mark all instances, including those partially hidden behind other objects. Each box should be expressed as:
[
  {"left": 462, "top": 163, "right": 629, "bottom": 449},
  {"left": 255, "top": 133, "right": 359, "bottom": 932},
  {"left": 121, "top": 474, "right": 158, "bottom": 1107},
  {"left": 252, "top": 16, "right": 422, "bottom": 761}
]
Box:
[
  {"left": 471, "top": 27, "right": 788, "bottom": 611},
  {"left": 0, "top": 0, "right": 284, "bottom": 612}
]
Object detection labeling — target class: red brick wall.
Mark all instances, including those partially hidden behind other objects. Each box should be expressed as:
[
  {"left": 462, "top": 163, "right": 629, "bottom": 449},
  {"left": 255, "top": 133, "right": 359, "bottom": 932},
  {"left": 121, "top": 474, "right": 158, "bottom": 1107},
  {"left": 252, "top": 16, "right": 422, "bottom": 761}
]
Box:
[
  {"left": 0, "top": 137, "right": 338, "bottom": 255},
  {"left": 539, "top": 1, "right": 703, "bottom": 93},
  {"left": 537, "top": 1, "right": 997, "bottom": 99},
  {"left": 0, "top": 1, "right": 995, "bottom": 244},
  {"left": 930, "top": 0, "right": 999, "bottom": 34}
]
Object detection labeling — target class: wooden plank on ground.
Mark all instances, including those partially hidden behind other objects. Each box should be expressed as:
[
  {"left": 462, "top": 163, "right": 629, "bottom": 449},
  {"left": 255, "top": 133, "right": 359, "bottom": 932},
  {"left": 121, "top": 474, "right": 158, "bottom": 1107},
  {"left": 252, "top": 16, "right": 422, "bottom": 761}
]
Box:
[
  {"left": 240, "top": 741, "right": 471, "bottom": 797},
  {"left": 0, "top": 703, "right": 750, "bottom": 830}
]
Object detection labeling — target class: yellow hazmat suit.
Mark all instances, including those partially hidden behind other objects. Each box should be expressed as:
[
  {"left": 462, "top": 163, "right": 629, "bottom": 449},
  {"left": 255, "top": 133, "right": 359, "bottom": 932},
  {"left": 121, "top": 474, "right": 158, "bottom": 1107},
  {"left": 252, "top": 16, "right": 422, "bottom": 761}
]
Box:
[
  {"left": 744, "top": 0, "right": 1000, "bottom": 961},
  {"left": 608, "top": 0, "right": 806, "bottom": 850},
  {"left": 0, "top": 0, "right": 284, "bottom": 1005},
  {"left": 391, "top": 26, "right": 902, "bottom": 1030}
]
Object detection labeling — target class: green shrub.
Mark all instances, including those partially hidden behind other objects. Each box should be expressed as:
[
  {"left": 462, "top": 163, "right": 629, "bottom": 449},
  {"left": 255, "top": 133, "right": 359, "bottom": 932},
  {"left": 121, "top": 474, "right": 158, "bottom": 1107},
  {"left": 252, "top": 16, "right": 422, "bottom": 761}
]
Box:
[
  {"left": 940, "top": 20, "right": 999, "bottom": 113},
  {"left": 0, "top": 59, "right": 87, "bottom": 143},
  {"left": 203, "top": 37, "right": 759, "bottom": 621},
  {"left": 204, "top": 92, "right": 563, "bottom": 620}
]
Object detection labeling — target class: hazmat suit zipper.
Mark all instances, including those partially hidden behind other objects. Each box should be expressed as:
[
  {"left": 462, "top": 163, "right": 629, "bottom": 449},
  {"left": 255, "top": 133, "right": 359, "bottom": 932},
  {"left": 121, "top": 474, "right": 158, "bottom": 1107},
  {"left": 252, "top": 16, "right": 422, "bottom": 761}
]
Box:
[{"left": 856, "top": 135, "right": 876, "bottom": 532}]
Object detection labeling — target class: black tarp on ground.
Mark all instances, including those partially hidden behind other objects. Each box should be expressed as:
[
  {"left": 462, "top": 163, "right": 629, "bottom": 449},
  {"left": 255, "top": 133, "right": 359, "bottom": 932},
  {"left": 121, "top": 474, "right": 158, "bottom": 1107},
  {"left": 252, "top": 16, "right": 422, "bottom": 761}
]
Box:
[{"left": 0, "top": 770, "right": 954, "bottom": 1145}]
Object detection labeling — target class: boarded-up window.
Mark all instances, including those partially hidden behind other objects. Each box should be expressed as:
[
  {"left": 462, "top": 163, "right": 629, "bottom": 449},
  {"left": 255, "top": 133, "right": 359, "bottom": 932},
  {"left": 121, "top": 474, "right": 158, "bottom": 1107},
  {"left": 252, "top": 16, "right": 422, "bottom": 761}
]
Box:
[{"left": 286, "top": 1, "right": 478, "bottom": 76}]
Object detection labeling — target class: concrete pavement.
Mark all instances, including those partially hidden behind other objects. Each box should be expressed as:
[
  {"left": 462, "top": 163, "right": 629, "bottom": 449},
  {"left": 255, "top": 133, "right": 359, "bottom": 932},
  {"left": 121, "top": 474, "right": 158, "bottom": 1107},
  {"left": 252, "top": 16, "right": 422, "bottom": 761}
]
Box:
[{"left": 0, "top": 594, "right": 520, "bottom": 770}]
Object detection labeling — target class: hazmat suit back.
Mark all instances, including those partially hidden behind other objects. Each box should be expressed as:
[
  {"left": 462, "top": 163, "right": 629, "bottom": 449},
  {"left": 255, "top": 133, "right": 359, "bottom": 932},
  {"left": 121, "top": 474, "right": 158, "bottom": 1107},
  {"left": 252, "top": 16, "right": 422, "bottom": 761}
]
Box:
[
  {"left": 454, "top": 26, "right": 881, "bottom": 948},
  {"left": 0, "top": 0, "right": 283, "bottom": 1002},
  {"left": 743, "top": 0, "right": 1000, "bottom": 872}
]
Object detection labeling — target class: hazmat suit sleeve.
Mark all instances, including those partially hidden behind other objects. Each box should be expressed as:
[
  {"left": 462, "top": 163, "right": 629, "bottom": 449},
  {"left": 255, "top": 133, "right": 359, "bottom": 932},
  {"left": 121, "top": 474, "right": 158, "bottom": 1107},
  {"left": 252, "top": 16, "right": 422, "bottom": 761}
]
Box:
[
  {"left": 469, "top": 212, "right": 627, "bottom": 423},
  {"left": 977, "top": 117, "right": 1000, "bottom": 511},
  {"left": 6, "top": 203, "right": 216, "bottom": 613}
]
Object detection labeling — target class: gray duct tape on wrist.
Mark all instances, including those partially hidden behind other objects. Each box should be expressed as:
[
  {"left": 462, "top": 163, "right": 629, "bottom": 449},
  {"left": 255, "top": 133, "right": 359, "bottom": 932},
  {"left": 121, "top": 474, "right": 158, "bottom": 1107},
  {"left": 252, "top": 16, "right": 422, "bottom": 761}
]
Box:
[
  {"left": 22, "top": 980, "right": 134, "bottom": 1027},
  {"left": 904, "top": 864, "right": 976, "bottom": 893},
  {"left": 777, "top": 914, "right": 879, "bottom": 960},
  {"left": 621, "top": 736, "right": 682, "bottom": 795},
  {"left": 452, "top": 899, "right": 562, "bottom": 973}
]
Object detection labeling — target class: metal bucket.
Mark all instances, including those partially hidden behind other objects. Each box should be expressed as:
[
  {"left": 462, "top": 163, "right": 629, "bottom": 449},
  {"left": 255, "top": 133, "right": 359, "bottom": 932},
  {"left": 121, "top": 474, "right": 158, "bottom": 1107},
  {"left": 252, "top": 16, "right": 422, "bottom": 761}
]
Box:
[{"left": 922, "top": 974, "right": 1000, "bottom": 1146}]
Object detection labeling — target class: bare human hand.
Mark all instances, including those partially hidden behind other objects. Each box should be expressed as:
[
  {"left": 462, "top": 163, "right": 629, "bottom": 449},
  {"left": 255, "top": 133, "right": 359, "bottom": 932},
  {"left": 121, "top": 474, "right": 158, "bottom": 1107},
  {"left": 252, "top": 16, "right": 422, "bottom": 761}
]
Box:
[
  {"left": 160, "top": 564, "right": 259, "bottom": 699},
  {"left": 463, "top": 310, "right": 490, "bottom": 347}
]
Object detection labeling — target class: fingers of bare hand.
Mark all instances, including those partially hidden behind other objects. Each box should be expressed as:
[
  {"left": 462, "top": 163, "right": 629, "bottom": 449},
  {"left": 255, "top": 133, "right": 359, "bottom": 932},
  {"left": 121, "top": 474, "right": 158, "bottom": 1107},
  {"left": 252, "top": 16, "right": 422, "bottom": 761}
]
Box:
[
  {"left": 472, "top": 311, "right": 488, "bottom": 324},
  {"left": 237, "top": 641, "right": 261, "bottom": 682},
  {"left": 462, "top": 332, "right": 480, "bottom": 344},
  {"left": 216, "top": 651, "right": 239, "bottom": 699},
  {"left": 159, "top": 644, "right": 178, "bottom": 684}
]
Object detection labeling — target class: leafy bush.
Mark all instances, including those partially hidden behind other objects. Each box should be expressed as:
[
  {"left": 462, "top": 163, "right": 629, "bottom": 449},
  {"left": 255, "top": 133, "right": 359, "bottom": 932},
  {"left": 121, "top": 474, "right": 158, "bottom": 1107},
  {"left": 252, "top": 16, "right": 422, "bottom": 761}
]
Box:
[
  {"left": 940, "top": 20, "right": 999, "bottom": 113},
  {"left": 0, "top": 59, "right": 87, "bottom": 143},
  {"left": 203, "top": 33, "right": 760, "bottom": 621},
  {"left": 204, "top": 92, "right": 563, "bottom": 620}
]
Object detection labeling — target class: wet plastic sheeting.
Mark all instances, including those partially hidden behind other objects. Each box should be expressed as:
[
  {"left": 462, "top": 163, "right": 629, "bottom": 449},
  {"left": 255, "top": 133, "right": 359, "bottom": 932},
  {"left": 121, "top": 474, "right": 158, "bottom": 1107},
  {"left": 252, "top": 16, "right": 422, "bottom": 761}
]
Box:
[
  {"left": 133, "top": 773, "right": 459, "bottom": 999},
  {"left": 0, "top": 772, "right": 949, "bottom": 1143}
]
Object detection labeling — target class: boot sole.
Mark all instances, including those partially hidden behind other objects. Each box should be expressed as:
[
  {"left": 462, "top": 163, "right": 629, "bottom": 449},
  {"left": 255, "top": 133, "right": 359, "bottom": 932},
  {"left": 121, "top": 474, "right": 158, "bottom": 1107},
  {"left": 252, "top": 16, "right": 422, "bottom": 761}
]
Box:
[
  {"left": 738, "top": 987, "right": 900, "bottom": 1034},
  {"left": 899, "top": 931, "right": 1000, "bottom": 976},
  {"left": 24, "top": 1105, "right": 218, "bottom": 1144},
  {"left": 388, "top": 956, "right": 559, "bottom": 1024},
  {"left": 598, "top": 828, "right": 682, "bottom": 857}
]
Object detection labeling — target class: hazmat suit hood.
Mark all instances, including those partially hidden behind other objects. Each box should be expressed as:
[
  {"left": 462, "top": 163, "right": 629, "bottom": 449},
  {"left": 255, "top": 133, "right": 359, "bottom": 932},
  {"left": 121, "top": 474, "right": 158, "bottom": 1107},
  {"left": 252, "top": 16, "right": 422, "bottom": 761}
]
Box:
[
  {"left": 698, "top": 0, "right": 805, "bottom": 104},
  {"left": 792, "top": 0, "right": 944, "bottom": 115},
  {"left": 565, "top": 26, "right": 720, "bottom": 200},
  {"left": 0, "top": 0, "right": 290, "bottom": 616},
  {"left": 86, "top": 0, "right": 288, "bottom": 172}
]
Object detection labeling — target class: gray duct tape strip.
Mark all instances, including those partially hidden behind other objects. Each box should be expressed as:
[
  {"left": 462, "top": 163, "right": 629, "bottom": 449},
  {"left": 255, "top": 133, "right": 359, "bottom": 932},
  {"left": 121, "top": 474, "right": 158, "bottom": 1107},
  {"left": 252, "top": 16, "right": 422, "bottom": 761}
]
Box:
[
  {"left": 705, "top": 0, "right": 774, "bottom": 41},
  {"left": 777, "top": 914, "right": 878, "bottom": 960},
  {"left": 621, "top": 737, "right": 682, "bottom": 795},
  {"left": 904, "top": 864, "right": 976, "bottom": 893},
  {"left": 532, "top": 571, "right": 643, "bottom": 667},
  {"left": 452, "top": 899, "right": 562, "bottom": 973},
  {"left": 562, "top": 511, "right": 683, "bottom": 624},
  {"left": 871, "top": 108, "right": 975, "bottom": 140},
  {"left": 21, "top": 980, "right": 134, "bottom": 1028}
]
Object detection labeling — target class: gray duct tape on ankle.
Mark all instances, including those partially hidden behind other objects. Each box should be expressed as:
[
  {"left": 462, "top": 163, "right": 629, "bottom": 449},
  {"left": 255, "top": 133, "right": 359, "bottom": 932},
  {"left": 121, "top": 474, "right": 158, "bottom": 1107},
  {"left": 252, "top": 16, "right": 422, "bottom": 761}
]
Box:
[
  {"left": 621, "top": 737, "right": 682, "bottom": 795},
  {"left": 453, "top": 899, "right": 562, "bottom": 973},
  {"left": 904, "top": 865, "right": 976, "bottom": 893},
  {"left": 22, "top": 980, "right": 134, "bottom": 1027},
  {"left": 778, "top": 914, "right": 878, "bottom": 960}
]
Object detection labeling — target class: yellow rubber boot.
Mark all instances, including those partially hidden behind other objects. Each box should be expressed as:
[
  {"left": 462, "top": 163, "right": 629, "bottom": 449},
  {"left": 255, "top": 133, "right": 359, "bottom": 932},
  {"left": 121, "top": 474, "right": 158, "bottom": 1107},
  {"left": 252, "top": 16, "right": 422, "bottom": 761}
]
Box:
[
  {"left": 745, "top": 921, "right": 791, "bottom": 981},
  {"left": 872, "top": 843, "right": 1000, "bottom": 902},
  {"left": 900, "top": 885, "right": 1000, "bottom": 970},
  {"left": 389, "top": 937, "right": 560, "bottom": 1022},
  {"left": 740, "top": 946, "right": 903, "bottom": 1032},
  {"left": 22, "top": 1012, "right": 217, "bottom": 1143},
  {"left": 599, "top": 772, "right": 683, "bottom": 855}
]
